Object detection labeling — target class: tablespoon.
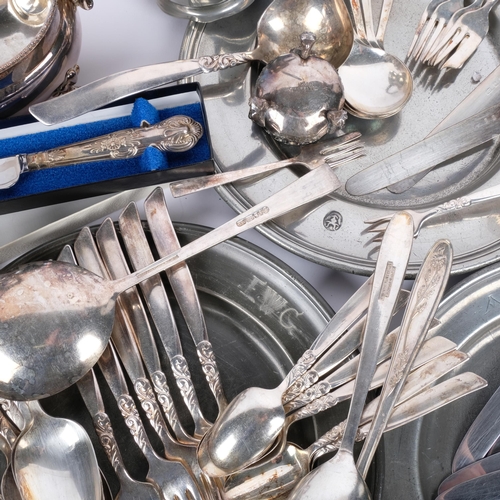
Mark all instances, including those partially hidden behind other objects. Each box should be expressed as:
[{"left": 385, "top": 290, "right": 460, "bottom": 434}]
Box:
[
  {"left": 223, "top": 371, "right": 486, "bottom": 500},
  {"left": 199, "top": 212, "right": 413, "bottom": 478},
  {"left": 287, "top": 211, "right": 413, "bottom": 500},
  {"left": 29, "top": 0, "right": 353, "bottom": 125},
  {"left": 337, "top": 0, "right": 412, "bottom": 118},
  {"left": 13, "top": 400, "right": 103, "bottom": 500},
  {"left": 0, "top": 165, "right": 340, "bottom": 402}
]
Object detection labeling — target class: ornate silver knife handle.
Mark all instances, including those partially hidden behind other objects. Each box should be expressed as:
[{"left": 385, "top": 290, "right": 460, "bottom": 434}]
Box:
[{"left": 20, "top": 115, "right": 203, "bottom": 171}]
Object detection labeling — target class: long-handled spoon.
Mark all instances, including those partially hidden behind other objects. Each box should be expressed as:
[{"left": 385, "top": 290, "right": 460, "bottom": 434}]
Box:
[
  {"left": 118, "top": 200, "right": 215, "bottom": 432},
  {"left": 29, "top": 0, "right": 353, "bottom": 125},
  {"left": 287, "top": 211, "right": 414, "bottom": 500},
  {"left": 13, "top": 400, "right": 103, "bottom": 500},
  {"left": 356, "top": 239, "right": 453, "bottom": 479},
  {"left": 144, "top": 187, "right": 228, "bottom": 412},
  {"left": 0, "top": 165, "right": 340, "bottom": 402},
  {"left": 223, "top": 371, "right": 486, "bottom": 500},
  {"left": 198, "top": 212, "right": 414, "bottom": 478}
]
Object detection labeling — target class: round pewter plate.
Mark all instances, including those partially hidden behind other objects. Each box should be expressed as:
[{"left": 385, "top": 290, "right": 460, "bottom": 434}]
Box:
[
  {"left": 375, "top": 262, "right": 500, "bottom": 499},
  {"left": 180, "top": 0, "right": 500, "bottom": 276},
  {"left": 1, "top": 222, "right": 341, "bottom": 498}
]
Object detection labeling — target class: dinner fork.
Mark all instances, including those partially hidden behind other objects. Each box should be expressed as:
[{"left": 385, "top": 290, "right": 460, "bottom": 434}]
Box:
[
  {"left": 426, "top": 0, "right": 500, "bottom": 69},
  {"left": 169, "top": 132, "right": 364, "bottom": 197},
  {"left": 406, "top": 0, "right": 464, "bottom": 63},
  {"left": 364, "top": 181, "right": 500, "bottom": 239}
]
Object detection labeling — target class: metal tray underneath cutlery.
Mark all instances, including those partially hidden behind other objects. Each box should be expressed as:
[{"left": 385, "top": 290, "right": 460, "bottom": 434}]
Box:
[
  {"left": 1, "top": 222, "right": 347, "bottom": 498},
  {"left": 180, "top": 0, "right": 500, "bottom": 276},
  {"left": 375, "top": 261, "right": 500, "bottom": 499}
]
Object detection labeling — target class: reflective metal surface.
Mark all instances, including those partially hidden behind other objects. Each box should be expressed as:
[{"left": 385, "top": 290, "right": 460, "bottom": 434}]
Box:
[
  {"left": 180, "top": 0, "right": 500, "bottom": 276},
  {"left": 375, "top": 260, "right": 500, "bottom": 498},
  {"left": 0, "top": 0, "right": 86, "bottom": 118},
  {"left": 1, "top": 222, "right": 335, "bottom": 498}
]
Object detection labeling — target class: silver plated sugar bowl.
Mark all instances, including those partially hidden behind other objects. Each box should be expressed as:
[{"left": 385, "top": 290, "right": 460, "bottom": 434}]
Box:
[{"left": 0, "top": 0, "right": 92, "bottom": 119}]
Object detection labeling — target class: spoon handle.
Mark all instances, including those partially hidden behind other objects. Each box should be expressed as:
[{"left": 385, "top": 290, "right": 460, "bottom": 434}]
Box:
[
  {"left": 339, "top": 212, "right": 413, "bottom": 453},
  {"left": 144, "top": 187, "right": 228, "bottom": 413},
  {"left": 112, "top": 165, "right": 340, "bottom": 293},
  {"left": 375, "top": 0, "right": 394, "bottom": 46},
  {"left": 356, "top": 239, "right": 453, "bottom": 478}
]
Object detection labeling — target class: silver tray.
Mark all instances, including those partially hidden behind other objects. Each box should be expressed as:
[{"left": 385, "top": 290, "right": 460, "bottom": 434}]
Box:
[
  {"left": 376, "top": 261, "right": 500, "bottom": 499},
  {"left": 180, "top": 0, "right": 500, "bottom": 276},
  {"left": 1, "top": 222, "right": 341, "bottom": 497}
]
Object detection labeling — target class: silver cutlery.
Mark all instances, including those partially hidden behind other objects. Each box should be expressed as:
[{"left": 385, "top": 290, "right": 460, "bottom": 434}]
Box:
[
  {"left": 345, "top": 103, "right": 500, "bottom": 196},
  {"left": 29, "top": 0, "right": 352, "bottom": 125},
  {"left": 144, "top": 187, "right": 228, "bottom": 413},
  {"left": 435, "top": 469, "right": 500, "bottom": 499},
  {"left": 118, "top": 200, "right": 214, "bottom": 435},
  {"left": 169, "top": 132, "right": 364, "bottom": 198},
  {"left": 364, "top": 180, "right": 500, "bottom": 239},
  {"left": 0, "top": 115, "right": 203, "bottom": 190},
  {"left": 0, "top": 165, "right": 341, "bottom": 402},
  {"left": 388, "top": 63, "right": 500, "bottom": 193}
]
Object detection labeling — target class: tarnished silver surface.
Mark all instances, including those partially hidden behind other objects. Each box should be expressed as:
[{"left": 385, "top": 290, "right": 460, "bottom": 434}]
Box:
[
  {"left": 1, "top": 222, "right": 334, "bottom": 498},
  {"left": 375, "top": 260, "right": 500, "bottom": 498},
  {"left": 0, "top": 0, "right": 87, "bottom": 118},
  {"left": 0, "top": 115, "right": 203, "bottom": 190},
  {"left": 180, "top": 0, "right": 500, "bottom": 276}
]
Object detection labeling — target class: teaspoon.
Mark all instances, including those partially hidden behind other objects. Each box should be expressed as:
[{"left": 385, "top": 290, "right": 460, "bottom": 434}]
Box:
[{"left": 0, "top": 165, "right": 339, "bottom": 402}]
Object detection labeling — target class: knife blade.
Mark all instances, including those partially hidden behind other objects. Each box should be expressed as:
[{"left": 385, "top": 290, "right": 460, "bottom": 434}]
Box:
[
  {"left": 388, "top": 64, "right": 500, "bottom": 193},
  {"left": 452, "top": 384, "right": 500, "bottom": 472},
  {"left": 0, "top": 115, "right": 203, "bottom": 189},
  {"left": 435, "top": 470, "right": 500, "bottom": 500},
  {"left": 438, "top": 453, "right": 500, "bottom": 494},
  {"left": 345, "top": 103, "right": 500, "bottom": 196}
]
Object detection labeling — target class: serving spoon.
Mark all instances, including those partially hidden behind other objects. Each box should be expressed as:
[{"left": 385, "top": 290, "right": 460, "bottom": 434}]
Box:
[
  {"left": 0, "top": 165, "right": 339, "bottom": 402},
  {"left": 30, "top": 0, "right": 353, "bottom": 125}
]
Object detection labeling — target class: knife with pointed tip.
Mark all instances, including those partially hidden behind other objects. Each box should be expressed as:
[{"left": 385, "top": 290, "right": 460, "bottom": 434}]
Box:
[
  {"left": 345, "top": 103, "right": 500, "bottom": 197},
  {"left": 452, "top": 384, "right": 500, "bottom": 473}
]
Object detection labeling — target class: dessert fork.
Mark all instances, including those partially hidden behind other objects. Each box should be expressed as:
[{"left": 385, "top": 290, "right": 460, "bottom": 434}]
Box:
[
  {"left": 169, "top": 132, "right": 364, "bottom": 197},
  {"left": 364, "top": 181, "right": 500, "bottom": 239}
]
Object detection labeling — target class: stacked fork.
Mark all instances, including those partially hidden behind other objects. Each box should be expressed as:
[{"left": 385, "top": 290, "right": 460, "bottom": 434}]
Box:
[{"left": 407, "top": 0, "right": 499, "bottom": 69}]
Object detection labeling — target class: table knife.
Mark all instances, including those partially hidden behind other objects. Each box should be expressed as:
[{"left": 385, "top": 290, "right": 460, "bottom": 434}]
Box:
[
  {"left": 388, "top": 64, "right": 500, "bottom": 193},
  {"left": 435, "top": 470, "right": 500, "bottom": 500},
  {"left": 345, "top": 103, "right": 500, "bottom": 196},
  {"left": 438, "top": 453, "right": 500, "bottom": 494},
  {"left": 0, "top": 115, "right": 203, "bottom": 189},
  {"left": 451, "top": 384, "right": 500, "bottom": 472}
]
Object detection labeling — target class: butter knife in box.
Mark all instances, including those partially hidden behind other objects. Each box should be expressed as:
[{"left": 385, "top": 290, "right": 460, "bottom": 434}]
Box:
[
  {"left": 0, "top": 115, "right": 203, "bottom": 189},
  {"left": 345, "top": 103, "right": 500, "bottom": 197}
]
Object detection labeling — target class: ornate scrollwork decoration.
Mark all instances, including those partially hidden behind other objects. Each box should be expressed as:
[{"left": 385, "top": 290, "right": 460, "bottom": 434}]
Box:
[
  {"left": 150, "top": 371, "right": 179, "bottom": 432},
  {"left": 134, "top": 377, "right": 168, "bottom": 442},
  {"left": 83, "top": 130, "right": 142, "bottom": 158},
  {"left": 197, "top": 340, "right": 225, "bottom": 404},
  {"left": 117, "top": 394, "right": 149, "bottom": 454},
  {"left": 171, "top": 355, "right": 198, "bottom": 414},
  {"left": 199, "top": 53, "right": 253, "bottom": 72},
  {"left": 155, "top": 115, "right": 203, "bottom": 153},
  {"left": 94, "top": 412, "right": 121, "bottom": 471}
]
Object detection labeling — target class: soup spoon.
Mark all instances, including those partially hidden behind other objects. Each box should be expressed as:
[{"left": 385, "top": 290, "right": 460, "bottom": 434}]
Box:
[
  {"left": 30, "top": 0, "right": 353, "bottom": 125},
  {"left": 0, "top": 165, "right": 339, "bottom": 402}
]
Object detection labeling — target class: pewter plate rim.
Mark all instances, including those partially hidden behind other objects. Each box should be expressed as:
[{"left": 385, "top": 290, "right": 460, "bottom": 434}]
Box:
[{"left": 180, "top": 0, "right": 500, "bottom": 277}]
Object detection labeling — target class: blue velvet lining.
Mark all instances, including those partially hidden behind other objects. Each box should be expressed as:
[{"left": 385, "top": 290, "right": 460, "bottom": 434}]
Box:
[{"left": 0, "top": 98, "right": 210, "bottom": 202}]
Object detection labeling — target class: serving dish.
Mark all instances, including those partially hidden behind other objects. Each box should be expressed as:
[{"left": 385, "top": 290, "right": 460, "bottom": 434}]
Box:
[
  {"left": 0, "top": 220, "right": 344, "bottom": 497},
  {"left": 180, "top": 0, "right": 500, "bottom": 276},
  {"left": 375, "top": 260, "right": 500, "bottom": 499},
  {"left": 0, "top": 0, "right": 91, "bottom": 119}
]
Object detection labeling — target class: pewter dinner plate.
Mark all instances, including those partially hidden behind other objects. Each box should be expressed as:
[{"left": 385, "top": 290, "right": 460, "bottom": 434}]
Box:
[
  {"left": 1, "top": 222, "right": 343, "bottom": 497},
  {"left": 180, "top": 0, "right": 500, "bottom": 276},
  {"left": 375, "top": 261, "right": 500, "bottom": 499}
]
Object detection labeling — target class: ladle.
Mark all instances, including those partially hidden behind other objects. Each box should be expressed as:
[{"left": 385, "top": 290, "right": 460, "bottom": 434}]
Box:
[
  {"left": 30, "top": 0, "right": 353, "bottom": 125},
  {"left": 13, "top": 400, "right": 103, "bottom": 500},
  {"left": 287, "top": 212, "right": 413, "bottom": 500},
  {"left": 223, "top": 371, "right": 486, "bottom": 500},
  {"left": 0, "top": 165, "right": 339, "bottom": 402},
  {"left": 198, "top": 212, "right": 413, "bottom": 478},
  {"left": 337, "top": 0, "right": 412, "bottom": 118}
]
